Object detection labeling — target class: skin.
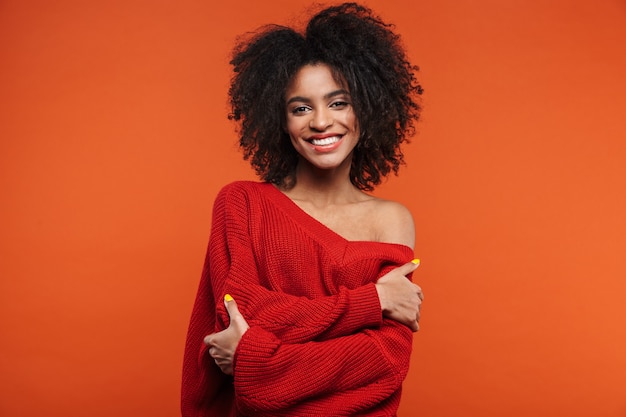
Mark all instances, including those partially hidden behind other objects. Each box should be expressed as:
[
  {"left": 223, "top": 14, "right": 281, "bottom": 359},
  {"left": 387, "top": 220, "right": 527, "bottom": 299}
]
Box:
[{"left": 205, "top": 64, "right": 424, "bottom": 375}]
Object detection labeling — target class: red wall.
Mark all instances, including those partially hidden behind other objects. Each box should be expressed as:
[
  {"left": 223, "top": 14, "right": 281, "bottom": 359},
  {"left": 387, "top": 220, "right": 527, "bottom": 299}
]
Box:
[{"left": 1, "top": 1, "right": 625, "bottom": 416}]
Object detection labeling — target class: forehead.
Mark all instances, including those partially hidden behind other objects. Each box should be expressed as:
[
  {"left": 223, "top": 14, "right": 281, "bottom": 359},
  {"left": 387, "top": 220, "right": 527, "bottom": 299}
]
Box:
[{"left": 285, "top": 64, "right": 348, "bottom": 98}]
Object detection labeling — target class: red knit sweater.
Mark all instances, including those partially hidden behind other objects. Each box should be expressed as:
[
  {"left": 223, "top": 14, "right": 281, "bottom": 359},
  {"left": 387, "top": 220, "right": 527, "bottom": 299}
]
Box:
[{"left": 182, "top": 181, "right": 415, "bottom": 417}]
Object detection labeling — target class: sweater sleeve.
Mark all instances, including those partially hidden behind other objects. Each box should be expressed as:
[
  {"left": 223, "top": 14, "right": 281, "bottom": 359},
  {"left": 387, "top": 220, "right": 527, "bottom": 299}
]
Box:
[
  {"left": 181, "top": 259, "right": 236, "bottom": 417},
  {"left": 232, "top": 318, "right": 413, "bottom": 415},
  {"left": 209, "top": 184, "right": 384, "bottom": 343}
]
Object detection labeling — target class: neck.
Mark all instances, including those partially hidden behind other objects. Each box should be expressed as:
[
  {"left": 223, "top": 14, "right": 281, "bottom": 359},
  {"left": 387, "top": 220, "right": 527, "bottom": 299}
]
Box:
[{"left": 286, "top": 157, "right": 363, "bottom": 205}]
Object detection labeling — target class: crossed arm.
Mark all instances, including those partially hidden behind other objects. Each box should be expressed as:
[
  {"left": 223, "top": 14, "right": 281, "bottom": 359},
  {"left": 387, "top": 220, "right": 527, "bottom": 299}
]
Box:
[{"left": 205, "top": 260, "right": 423, "bottom": 376}]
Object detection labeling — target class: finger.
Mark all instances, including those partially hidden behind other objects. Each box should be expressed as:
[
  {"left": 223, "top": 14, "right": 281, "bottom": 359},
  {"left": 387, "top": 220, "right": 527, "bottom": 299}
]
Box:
[
  {"left": 224, "top": 294, "right": 242, "bottom": 318},
  {"left": 413, "top": 283, "right": 424, "bottom": 301},
  {"left": 397, "top": 259, "right": 421, "bottom": 276}
]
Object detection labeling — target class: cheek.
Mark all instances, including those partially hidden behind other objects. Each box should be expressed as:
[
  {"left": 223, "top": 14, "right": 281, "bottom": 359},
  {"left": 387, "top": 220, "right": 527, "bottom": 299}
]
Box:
[
  {"left": 343, "top": 110, "right": 358, "bottom": 132},
  {"left": 285, "top": 117, "right": 306, "bottom": 138},
  {"left": 284, "top": 116, "right": 295, "bottom": 133},
  {"left": 285, "top": 123, "right": 301, "bottom": 148}
]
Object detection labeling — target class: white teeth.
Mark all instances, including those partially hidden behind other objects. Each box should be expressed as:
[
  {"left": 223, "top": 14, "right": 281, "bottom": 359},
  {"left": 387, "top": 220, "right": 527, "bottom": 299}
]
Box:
[{"left": 310, "top": 136, "right": 340, "bottom": 146}]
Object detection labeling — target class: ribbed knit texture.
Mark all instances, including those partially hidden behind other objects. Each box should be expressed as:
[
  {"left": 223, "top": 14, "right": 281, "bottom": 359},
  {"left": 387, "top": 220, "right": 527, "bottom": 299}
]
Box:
[{"left": 182, "top": 181, "right": 415, "bottom": 417}]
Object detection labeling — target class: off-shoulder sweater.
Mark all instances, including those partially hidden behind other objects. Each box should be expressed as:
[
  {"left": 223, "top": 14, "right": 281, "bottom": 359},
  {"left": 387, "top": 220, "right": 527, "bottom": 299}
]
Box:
[{"left": 182, "top": 181, "right": 415, "bottom": 417}]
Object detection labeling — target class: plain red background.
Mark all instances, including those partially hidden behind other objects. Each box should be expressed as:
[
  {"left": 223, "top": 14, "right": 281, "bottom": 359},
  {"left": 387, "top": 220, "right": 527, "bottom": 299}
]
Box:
[{"left": 1, "top": 1, "right": 626, "bottom": 416}]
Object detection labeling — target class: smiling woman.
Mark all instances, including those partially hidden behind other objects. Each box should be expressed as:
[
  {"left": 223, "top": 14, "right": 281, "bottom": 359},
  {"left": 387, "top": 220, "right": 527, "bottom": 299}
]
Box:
[
  {"left": 3, "top": 0, "right": 626, "bottom": 416},
  {"left": 181, "top": 2, "right": 424, "bottom": 416}
]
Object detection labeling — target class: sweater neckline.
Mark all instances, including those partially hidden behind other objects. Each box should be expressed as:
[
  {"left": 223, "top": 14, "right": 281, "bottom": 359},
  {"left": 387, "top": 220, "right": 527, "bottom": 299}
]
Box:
[{"left": 259, "top": 182, "right": 413, "bottom": 252}]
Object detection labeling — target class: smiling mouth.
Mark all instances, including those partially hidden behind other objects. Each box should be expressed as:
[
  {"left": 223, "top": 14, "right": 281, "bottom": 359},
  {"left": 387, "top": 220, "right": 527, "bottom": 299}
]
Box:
[{"left": 308, "top": 136, "right": 341, "bottom": 146}]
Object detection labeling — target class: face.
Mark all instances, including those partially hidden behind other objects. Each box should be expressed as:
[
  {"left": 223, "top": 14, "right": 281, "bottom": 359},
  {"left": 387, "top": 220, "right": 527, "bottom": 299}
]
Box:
[{"left": 284, "top": 64, "right": 359, "bottom": 172}]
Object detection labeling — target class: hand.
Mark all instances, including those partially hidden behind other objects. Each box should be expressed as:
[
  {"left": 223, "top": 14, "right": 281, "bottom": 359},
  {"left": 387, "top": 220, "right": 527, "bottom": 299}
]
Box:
[
  {"left": 375, "top": 260, "right": 424, "bottom": 332},
  {"left": 204, "top": 295, "right": 250, "bottom": 375}
]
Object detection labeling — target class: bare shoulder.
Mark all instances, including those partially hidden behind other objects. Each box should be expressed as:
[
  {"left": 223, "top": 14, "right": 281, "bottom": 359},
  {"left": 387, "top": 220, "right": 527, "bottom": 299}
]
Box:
[{"left": 369, "top": 198, "right": 415, "bottom": 249}]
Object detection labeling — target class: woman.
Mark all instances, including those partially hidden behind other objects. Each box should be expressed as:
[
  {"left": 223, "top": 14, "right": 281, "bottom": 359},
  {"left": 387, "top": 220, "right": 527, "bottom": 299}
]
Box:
[{"left": 182, "top": 3, "right": 424, "bottom": 416}]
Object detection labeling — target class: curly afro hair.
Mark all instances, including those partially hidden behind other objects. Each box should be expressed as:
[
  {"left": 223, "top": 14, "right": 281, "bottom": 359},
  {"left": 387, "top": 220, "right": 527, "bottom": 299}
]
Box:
[{"left": 228, "top": 2, "right": 423, "bottom": 191}]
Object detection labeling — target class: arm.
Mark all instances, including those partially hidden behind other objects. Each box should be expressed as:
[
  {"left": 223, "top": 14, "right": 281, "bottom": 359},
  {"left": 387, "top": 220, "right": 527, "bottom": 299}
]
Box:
[
  {"left": 233, "top": 319, "right": 412, "bottom": 415},
  {"left": 205, "top": 295, "right": 414, "bottom": 415},
  {"left": 181, "top": 264, "right": 235, "bottom": 417}
]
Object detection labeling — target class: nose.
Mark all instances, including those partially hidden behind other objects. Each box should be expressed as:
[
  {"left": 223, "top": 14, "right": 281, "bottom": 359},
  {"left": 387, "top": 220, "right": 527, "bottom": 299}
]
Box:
[{"left": 309, "top": 108, "right": 333, "bottom": 131}]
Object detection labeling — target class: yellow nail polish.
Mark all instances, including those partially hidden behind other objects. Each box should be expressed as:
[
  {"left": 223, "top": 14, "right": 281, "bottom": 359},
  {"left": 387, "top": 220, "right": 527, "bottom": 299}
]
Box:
[
  {"left": 411, "top": 258, "right": 421, "bottom": 266},
  {"left": 224, "top": 294, "right": 234, "bottom": 302}
]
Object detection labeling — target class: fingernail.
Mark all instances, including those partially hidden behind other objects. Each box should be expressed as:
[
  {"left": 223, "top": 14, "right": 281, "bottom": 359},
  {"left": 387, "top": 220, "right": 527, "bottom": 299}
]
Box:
[
  {"left": 411, "top": 258, "right": 421, "bottom": 266},
  {"left": 224, "top": 294, "right": 234, "bottom": 302}
]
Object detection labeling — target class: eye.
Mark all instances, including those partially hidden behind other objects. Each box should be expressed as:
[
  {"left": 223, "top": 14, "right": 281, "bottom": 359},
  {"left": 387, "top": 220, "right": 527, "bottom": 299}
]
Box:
[
  {"left": 330, "top": 100, "right": 349, "bottom": 109},
  {"left": 290, "top": 105, "right": 311, "bottom": 115}
]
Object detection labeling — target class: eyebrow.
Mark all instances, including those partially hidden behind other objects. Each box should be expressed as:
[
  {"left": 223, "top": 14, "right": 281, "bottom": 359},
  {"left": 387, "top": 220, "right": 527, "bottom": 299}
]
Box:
[{"left": 286, "top": 89, "right": 350, "bottom": 105}]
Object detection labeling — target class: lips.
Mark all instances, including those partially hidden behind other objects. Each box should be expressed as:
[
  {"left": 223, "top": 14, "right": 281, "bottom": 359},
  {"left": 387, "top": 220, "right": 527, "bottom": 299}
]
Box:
[{"left": 305, "top": 134, "right": 344, "bottom": 152}]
